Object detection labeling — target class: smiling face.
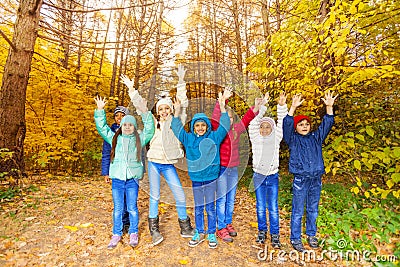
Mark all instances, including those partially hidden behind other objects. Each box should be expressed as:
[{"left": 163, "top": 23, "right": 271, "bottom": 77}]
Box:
[
  {"left": 114, "top": 112, "right": 125, "bottom": 125},
  {"left": 121, "top": 122, "right": 135, "bottom": 135},
  {"left": 157, "top": 104, "right": 172, "bottom": 121},
  {"left": 296, "top": 119, "right": 311, "bottom": 135},
  {"left": 260, "top": 122, "right": 273, "bottom": 137},
  {"left": 194, "top": 121, "right": 208, "bottom": 136}
]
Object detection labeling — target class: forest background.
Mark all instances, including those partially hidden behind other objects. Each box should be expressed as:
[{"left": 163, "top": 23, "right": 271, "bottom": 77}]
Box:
[{"left": 0, "top": 0, "right": 399, "bottom": 266}]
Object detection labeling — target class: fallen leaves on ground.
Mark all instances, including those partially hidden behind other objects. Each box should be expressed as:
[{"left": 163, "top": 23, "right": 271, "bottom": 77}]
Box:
[{"left": 0, "top": 174, "right": 375, "bottom": 266}]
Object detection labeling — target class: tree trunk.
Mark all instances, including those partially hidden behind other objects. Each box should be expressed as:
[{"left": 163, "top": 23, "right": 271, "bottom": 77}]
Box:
[
  {"left": 0, "top": 0, "right": 43, "bottom": 178},
  {"left": 149, "top": 0, "right": 164, "bottom": 109}
]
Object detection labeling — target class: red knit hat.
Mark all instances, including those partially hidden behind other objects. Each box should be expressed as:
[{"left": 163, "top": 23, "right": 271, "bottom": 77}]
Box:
[{"left": 294, "top": 115, "right": 311, "bottom": 129}]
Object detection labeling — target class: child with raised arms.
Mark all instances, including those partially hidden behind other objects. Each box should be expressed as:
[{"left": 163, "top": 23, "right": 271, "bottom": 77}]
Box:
[
  {"left": 283, "top": 91, "right": 338, "bottom": 252},
  {"left": 171, "top": 91, "right": 231, "bottom": 249},
  {"left": 94, "top": 96, "right": 155, "bottom": 249},
  {"left": 249, "top": 92, "right": 287, "bottom": 248}
]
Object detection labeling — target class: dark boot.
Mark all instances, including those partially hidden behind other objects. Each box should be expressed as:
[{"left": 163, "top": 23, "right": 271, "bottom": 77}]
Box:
[
  {"left": 148, "top": 217, "right": 163, "bottom": 245},
  {"left": 178, "top": 217, "right": 195, "bottom": 238}
]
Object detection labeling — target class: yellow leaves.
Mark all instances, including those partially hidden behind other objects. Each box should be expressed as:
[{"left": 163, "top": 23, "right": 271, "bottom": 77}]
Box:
[
  {"left": 179, "top": 259, "right": 189, "bottom": 265},
  {"left": 353, "top": 160, "right": 361, "bottom": 170},
  {"left": 64, "top": 225, "right": 78, "bottom": 232},
  {"left": 249, "top": 221, "right": 258, "bottom": 228},
  {"left": 386, "top": 179, "right": 394, "bottom": 189},
  {"left": 64, "top": 222, "right": 93, "bottom": 232},
  {"left": 80, "top": 222, "right": 94, "bottom": 228},
  {"left": 351, "top": 187, "right": 359, "bottom": 194}
]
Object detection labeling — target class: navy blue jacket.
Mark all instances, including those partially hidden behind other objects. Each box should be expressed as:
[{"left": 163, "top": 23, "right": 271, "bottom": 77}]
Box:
[
  {"left": 283, "top": 114, "right": 334, "bottom": 177},
  {"left": 171, "top": 112, "right": 230, "bottom": 182},
  {"left": 100, "top": 123, "right": 119, "bottom": 176}
]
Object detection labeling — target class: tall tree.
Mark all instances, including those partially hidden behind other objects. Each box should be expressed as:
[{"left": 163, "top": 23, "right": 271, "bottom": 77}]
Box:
[{"left": 0, "top": 0, "right": 44, "bottom": 177}]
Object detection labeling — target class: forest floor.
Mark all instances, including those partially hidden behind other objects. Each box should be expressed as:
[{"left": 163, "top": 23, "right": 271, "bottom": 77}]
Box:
[{"left": 0, "top": 171, "right": 382, "bottom": 267}]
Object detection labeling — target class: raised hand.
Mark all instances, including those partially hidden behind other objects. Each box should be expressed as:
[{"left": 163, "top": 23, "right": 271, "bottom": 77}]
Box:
[
  {"left": 253, "top": 97, "right": 263, "bottom": 113},
  {"left": 291, "top": 93, "right": 304, "bottom": 108},
  {"left": 120, "top": 74, "right": 134, "bottom": 90},
  {"left": 278, "top": 91, "right": 287, "bottom": 106},
  {"left": 173, "top": 97, "right": 182, "bottom": 117},
  {"left": 222, "top": 87, "right": 233, "bottom": 101},
  {"left": 321, "top": 90, "right": 338, "bottom": 107},
  {"left": 262, "top": 92, "right": 270, "bottom": 106},
  {"left": 94, "top": 96, "right": 107, "bottom": 110},
  {"left": 176, "top": 64, "right": 186, "bottom": 81}
]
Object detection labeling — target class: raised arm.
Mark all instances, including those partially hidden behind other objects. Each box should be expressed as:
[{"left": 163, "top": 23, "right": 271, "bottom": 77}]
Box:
[
  {"left": 93, "top": 96, "right": 114, "bottom": 144},
  {"left": 276, "top": 91, "right": 288, "bottom": 140},
  {"left": 321, "top": 90, "right": 338, "bottom": 115},
  {"left": 175, "top": 64, "right": 188, "bottom": 123},
  {"left": 121, "top": 74, "right": 145, "bottom": 115},
  {"left": 288, "top": 93, "right": 304, "bottom": 116},
  {"left": 140, "top": 111, "right": 155, "bottom": 146},
  {"left": 249, "top": 97, "right": 265, "bottom": 141}
]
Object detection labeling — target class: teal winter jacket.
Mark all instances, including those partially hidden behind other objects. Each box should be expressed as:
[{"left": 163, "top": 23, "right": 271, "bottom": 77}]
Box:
[
  {"left": 171, "top": 112, "right": 230, "bottom": 182},
  {"left": 94, "top": 109, "right": 155, "bottom": 180}
]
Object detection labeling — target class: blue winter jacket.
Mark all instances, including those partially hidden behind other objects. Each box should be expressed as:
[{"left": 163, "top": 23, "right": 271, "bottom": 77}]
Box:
[
  {"left": 101, "top": 123, "right": 119, "bottom": 176},
  {"left": 171, "top": 112, "right": 230, "bottom": 182},
  {"left": 283, "top": 114, "right": 334, "bottom": 177}
]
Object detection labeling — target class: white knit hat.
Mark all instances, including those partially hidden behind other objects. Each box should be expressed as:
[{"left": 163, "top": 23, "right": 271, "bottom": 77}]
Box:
[
  {"left": 156, "top": 96, "right": 174, "bottom": 111},
  {"left": 260, "top": 117, "right": 276, "bottom": 131}
]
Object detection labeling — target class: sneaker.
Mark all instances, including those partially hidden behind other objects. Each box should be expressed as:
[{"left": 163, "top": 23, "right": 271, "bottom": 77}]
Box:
[
  {"left": 217, "top": 228, "right": 233, "bottom": 242},
  {"left": 256, "top": 230, "right": 266, "bottom": 244},
  {"left": 226, "top": 224, "right": 237, "bottom": 237},
  {"left": 188, "top": 229, "right": 205, "bottom": 247},
  {"left": 271, "top": 234, "right": 281, "bottom": 249},
  {"left": 129, "top": 233, "right": 139, "bottom": 247},
  {"left": 307, "top": 236, "right": 319, "bottom": 248},
  {"left": 291, "top": 239, "right": 306, "bottom": 252},
  {"left": 107, "top": 235, "right": 121, "bottom": 249},
  {"left": 207, "top": 234, "right": 218, "bottom": 249}
]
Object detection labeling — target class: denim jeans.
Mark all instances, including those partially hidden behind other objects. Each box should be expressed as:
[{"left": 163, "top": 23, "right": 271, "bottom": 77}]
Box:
[
  {"left": 148, "top": 161, "right": 187, "bottom": 220},
  {"left": 216, "top": 166, "right": 238, "bottom": 229},
  {"left": 122, "top": 195, "right": 129, "bottom": 226},
  {"left": 111, "top": 178, "right": 139, "bottom": 235},
  {"left": 253, "top": 172, "right": 280, "bottom": 234},
  {"left": 290, "top": 175, "right": 322, "bottom": 241},
  {"left": 192, "top": 179, "right": 217, "bottom": 234}
]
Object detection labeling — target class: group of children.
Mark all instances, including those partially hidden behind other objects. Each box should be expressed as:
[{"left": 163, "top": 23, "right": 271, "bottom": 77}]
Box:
[{"left": 94, "top": 65, "right": 338, "bottom": 252}]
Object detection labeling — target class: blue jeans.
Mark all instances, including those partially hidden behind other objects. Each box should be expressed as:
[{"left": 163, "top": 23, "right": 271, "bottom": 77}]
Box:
[
  {"left": 122, "top": 195, "right": 129, "bottom": 226},
  {"left": 290, "top": 175, "right": 322, "bottom": 241},
  {"left": 216, "top": 166, "right": 238, "bottom": 229},
  {"left": 253, "top": 172, "right": 280, "bottom": 234},
  {"left": 111, "top": 178, "right": 139, "bottom": 235},
  {"left": 192, "top": 179, "right": 217, "bottom": 234},
  {"left": 148, "top": 161, "right": 187, "bottom": 220}
]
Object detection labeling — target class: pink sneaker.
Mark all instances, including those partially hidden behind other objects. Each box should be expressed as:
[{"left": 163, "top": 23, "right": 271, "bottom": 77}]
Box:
[
  {"left": 226, "top": 224, "right": 237, "bottom": 237},
  {"left": 107, "top": 235, "right": 121, "bottom": 249},
  {"left": 217, "top": 228, "right": 233, "bottom": 242},
  {"left": 129, "top": 233, "right": 139, "bottom": 247}
]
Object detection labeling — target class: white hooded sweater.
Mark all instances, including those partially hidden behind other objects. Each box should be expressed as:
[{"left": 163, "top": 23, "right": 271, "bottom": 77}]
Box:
[{"left": 249, "top": 104, "right": 288, "bottom": 176}]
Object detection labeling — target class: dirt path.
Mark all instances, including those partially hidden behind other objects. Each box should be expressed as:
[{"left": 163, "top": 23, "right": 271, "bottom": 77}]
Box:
[{"left": 0, "top": 174, "right": 358, "bottom": 266}]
